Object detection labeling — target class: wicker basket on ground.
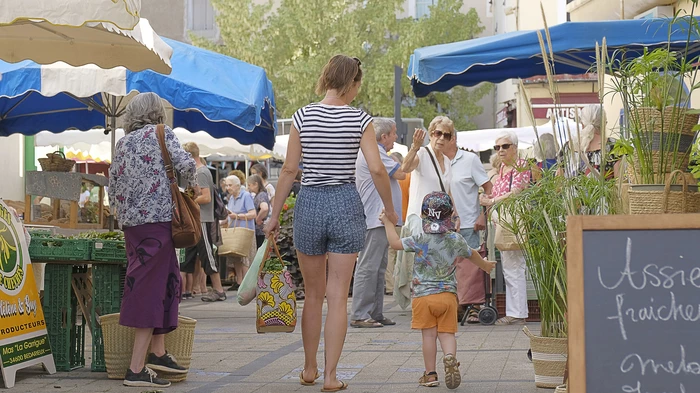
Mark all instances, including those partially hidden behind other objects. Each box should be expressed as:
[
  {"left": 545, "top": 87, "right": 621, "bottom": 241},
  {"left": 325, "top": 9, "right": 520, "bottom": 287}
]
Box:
[{"left": 100, "top": 313, "right": 196, "bottom": 382}]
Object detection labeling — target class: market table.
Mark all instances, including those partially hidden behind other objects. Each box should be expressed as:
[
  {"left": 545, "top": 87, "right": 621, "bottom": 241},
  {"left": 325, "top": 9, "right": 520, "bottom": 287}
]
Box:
[{"left": 36, "top": 259, "right": 126, "bottom": 372}]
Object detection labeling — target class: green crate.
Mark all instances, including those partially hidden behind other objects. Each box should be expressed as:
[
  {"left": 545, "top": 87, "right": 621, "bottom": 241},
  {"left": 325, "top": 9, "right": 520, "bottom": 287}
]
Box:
[
  {"left": 27, "top": 229, "right": 53, "bottom": 238},
  {"left": 91, "top": 239, "right": 127, "bottom": 263},
  {"left": 90, "top": 264, "right": 126, "bottom": 371},
  {"left": 44, "top": 264, "right": 86, "bottom": 371},
  {"left": 29, "top": 237, "right": 92, "bottom": 261}
]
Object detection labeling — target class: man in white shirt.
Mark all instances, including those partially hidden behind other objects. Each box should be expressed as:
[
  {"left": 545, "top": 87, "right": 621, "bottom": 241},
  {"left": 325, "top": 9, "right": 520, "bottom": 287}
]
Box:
[
  {"left": 351, "top": 118, "right": 405, "bottom": 328},
  {"left": 444, "top": 135, "right": 492, "bottom": 323}
]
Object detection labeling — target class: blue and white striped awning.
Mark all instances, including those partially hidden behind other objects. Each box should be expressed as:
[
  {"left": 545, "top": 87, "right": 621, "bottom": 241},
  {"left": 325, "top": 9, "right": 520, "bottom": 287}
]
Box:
[{"left": 0, "top": 38, "right": 277, "bottom": 148}]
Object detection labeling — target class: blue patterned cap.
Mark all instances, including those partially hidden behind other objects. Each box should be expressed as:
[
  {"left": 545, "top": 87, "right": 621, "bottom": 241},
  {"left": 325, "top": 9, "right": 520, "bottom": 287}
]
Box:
[{"left": 421, "top": 191, "right": 454, "bottom": 234}]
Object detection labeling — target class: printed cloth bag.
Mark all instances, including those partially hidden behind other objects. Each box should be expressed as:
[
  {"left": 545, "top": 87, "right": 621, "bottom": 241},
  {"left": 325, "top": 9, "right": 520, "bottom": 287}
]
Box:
[{"left": 256, "top": 238, "right": 297, "bottom": 333}]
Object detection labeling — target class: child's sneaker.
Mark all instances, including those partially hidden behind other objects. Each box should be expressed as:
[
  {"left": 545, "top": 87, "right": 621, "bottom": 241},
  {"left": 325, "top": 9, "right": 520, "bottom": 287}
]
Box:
[
  {"left": 443, "top": 354, "right": 461, "bottom": 389},
  {"left": 418, "top": 371, "right": 439, "bottom": 387}
]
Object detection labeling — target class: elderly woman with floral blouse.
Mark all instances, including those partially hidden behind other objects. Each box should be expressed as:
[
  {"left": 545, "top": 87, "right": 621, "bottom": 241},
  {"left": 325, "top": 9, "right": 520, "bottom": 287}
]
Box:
[
  {"left": 109, "top": 92, "right": 197, "bottom": 388},
  {"left": 479, "top": 130, "right": 531, "bottom": 326}
]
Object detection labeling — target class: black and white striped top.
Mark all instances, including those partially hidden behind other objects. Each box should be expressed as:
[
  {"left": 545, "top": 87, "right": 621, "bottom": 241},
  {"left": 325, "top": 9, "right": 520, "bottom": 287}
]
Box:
[{"left": 292, "top": 103, "right": 373, "bottom": 187}]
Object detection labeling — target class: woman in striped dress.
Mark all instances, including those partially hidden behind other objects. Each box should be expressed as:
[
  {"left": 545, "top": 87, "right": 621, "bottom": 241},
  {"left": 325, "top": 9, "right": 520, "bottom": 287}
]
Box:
[{"left": 265, "top": 55, "right": 398, "bottom": 392}]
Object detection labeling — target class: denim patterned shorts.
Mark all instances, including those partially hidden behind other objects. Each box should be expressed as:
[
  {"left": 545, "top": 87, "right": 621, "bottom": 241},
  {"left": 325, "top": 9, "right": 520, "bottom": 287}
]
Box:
[{"left": 293, "top": 183, "right": 367, "bottom": 255}]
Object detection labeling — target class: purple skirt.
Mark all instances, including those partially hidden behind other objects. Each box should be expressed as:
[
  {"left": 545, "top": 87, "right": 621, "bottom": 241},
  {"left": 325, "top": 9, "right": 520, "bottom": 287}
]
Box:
[{"left": 119, "top": 222, "right": 180, "bottom": 335}]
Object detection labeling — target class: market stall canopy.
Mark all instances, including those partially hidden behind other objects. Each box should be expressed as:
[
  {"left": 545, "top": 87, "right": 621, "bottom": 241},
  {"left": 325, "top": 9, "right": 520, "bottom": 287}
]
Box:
[
  {"left": 0, "top": 37, "right": 276, "bottom": 148},
  {"left": 34, "top": 128, "right": 283, "bottom": 160},
  {"left": 456, "top": 119, "right": 578, "bottom": 152},
  {"left": 0, "top": 3, "right": 172, "bottom": 73},
  {"left": 408, "top": 17, "right": 700, "bottom": 97}
]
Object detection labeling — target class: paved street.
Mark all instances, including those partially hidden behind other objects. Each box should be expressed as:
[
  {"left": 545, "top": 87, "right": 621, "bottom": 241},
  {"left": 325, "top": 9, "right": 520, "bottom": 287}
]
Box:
[{"left": 8, "top": 295, "right": 549, "bottom": 393}]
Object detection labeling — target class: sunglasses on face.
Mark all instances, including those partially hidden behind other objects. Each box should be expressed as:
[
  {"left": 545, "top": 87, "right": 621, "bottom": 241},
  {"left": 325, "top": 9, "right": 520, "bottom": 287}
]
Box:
[
  {"left": 493, "top": 144, "right": 512, "bottom": 151},
  {"left": 432, "top": 130, "right": 452, "bottom": 140}
]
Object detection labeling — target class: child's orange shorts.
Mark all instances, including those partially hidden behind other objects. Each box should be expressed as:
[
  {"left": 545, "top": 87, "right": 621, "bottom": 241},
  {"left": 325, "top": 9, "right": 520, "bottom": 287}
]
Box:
[{"left": 411, "top": 292, "right": 458, "bottom": 333}]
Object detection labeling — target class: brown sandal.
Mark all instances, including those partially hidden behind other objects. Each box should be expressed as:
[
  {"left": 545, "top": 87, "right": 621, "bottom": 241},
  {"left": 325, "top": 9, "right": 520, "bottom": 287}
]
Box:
[
  {"left": 466, "top": 308, "right": 480, "bottom": 324},
  {"left": 299, "top": 369, "right": 320, "bottom": 386},
  {"left": 495, "top": 316, "right": 526, "bottom": 325},
  {"left": 321, "top": 380, "right": 348, "bottom": 392},
  {"left": 350, "top": 319, "right": 383, "bottom": 328}
]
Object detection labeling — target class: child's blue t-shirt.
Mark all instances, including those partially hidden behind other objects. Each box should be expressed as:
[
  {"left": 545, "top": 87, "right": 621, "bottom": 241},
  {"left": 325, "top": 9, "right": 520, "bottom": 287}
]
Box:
[{"left": 401, "top": 231, "right": 473, "bottom": 298}]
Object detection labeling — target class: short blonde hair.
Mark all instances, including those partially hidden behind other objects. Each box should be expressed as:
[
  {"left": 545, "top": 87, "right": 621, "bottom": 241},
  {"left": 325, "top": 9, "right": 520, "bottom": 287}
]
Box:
[
  {"left": 182, "top": 142, "right": 200, "bottom": 158},
  {"left": 315, "top": 55, "right": 363, "bottom": 97},
  {"left": 228, "top": 169, "right": 246, "bottom": 185},
  {"left": 428, "top": 116, "right": 455, "bottom": 135}
]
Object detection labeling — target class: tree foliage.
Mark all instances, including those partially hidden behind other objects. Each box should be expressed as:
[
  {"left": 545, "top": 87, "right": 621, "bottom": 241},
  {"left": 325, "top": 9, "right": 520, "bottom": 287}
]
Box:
[{"left": 196, "top": 0, "right": 491, "bottom": 130}]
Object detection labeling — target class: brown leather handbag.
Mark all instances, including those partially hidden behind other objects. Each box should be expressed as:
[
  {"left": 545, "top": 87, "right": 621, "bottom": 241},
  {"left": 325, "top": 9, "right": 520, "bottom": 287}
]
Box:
[{"left": 155, "top": 125, "right": 202, "bottom": 248}]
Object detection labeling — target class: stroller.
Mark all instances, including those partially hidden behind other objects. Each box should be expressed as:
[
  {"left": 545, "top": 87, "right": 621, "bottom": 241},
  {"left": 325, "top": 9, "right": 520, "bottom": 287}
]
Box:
[{"left": 459, "top": 243, "right": 498, "bottom": 326}]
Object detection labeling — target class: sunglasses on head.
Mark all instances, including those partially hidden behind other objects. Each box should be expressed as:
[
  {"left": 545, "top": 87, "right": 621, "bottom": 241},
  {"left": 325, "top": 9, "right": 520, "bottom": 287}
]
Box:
[
  {"left": 432, "top": 130, "right": 452, "bottom": 140},
  {"left": 493, "top": 144, "right": 512, "bottom": 151},
  {"left": 353, "top": 57, "right": 362, "bottom": 66}
]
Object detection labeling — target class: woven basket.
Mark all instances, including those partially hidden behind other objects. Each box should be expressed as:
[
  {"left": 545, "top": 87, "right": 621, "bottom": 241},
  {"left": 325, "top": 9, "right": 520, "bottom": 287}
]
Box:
[
  {"left": 99, "top": 313, "right": 197, "bottom": 382},
  {"left": 219, "top": 222, "right": 255, "bottom": 257},
  {"left": 523, "top": 326, "right": 567, "bottom": 388},
  {"left": 555, "top": 383, "right": 568, "bottom": 393},
  {"left": 630, "top": 151, "right": 690, "bottom": 176},
  {"left": 624, "top": 170, "right": 700, "bottom": 214},
  {"left": 631, "top": 107, "right": 699, "bottom": 136},
  {"left": 38, "top": 151, "right": 75, "bottom": 172}
]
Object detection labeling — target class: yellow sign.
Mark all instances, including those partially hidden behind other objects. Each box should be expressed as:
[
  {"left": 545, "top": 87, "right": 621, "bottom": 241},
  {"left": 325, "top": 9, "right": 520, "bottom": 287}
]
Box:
[{"left": 0, "top": 200, "right": 55, "bottom": 388}]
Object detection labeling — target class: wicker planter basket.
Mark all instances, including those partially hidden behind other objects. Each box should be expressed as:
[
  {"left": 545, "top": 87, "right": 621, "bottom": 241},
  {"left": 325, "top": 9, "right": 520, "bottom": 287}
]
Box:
[
  {"left": 631, "top": 107, "right": 699, "bottom": 136},
  {"left": 99, "top": 313, "right": 196, "bottom": 382},
  {"left": 622, "top": 170, "right": 700, "bottom": 214},
  {"left": 38, "top": 151, "right": 75, "bottom": 172},
  {"left": 523, "top": 326, "right": 567, "bottom": 388}
]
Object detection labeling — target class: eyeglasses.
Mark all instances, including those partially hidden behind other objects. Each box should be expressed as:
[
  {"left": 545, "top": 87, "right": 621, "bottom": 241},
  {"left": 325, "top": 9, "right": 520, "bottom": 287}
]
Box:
[
  {"left": 432, "top": 130, "right": 452, "bottom": 140},
  {"left": 353, "top": 57, "right": 362, "bottom": 66},
  {"left": 493, "top": 144, "right": 512, "bottom": 151}
]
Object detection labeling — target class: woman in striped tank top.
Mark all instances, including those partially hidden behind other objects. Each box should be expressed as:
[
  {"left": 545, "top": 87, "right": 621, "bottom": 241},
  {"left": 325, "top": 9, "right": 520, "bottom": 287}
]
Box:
[{"left": 265, "top": 55, "right": 398, "bottom": 392}]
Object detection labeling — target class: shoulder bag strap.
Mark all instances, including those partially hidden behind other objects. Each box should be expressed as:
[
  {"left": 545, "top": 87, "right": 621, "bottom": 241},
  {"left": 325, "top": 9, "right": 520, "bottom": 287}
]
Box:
[
  {"left": 423, "top": 146, "right": 446, "bottom": 193},
  {"left": 155, "top": 124, "right": 176, "bottom": 182}
]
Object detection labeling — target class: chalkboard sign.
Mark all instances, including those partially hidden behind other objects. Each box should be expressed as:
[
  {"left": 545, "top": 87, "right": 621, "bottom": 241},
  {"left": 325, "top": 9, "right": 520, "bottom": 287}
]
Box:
[{"left": 567, "top": 215, "right": 700, "bottom": 393}]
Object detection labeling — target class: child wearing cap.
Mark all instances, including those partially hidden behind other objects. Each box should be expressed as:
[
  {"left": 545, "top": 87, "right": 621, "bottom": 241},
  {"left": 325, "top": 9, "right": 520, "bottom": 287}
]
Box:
[{"left": 380, "top": 191, "right": 496, "bottom": 389}]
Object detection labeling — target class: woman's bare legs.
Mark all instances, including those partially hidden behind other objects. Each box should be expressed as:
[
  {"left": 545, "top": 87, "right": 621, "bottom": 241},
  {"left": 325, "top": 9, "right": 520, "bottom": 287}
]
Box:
[
  {"left": 296, "top": 251, "right": 326, "bottom": 384},
  {"left": 296, "top": 251, "right": 357, "bottom": 389},
  {"left": 323, "top": 252, "right": 357, "bottom": 390}
]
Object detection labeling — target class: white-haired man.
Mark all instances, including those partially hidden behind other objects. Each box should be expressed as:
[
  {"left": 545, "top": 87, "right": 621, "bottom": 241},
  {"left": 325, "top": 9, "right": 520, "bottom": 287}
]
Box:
[{"left": 351, "top": 118, "right": 404, "bottom": 328}]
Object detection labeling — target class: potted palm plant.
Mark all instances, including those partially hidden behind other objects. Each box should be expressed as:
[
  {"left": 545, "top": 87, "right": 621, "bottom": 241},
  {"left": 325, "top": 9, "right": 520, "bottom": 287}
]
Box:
[
  {"left": 493, "top": 17, "right": 618, "bottom": 389},
  {"left": 607, "top": 13, "right": 700, "bottom": 214}
]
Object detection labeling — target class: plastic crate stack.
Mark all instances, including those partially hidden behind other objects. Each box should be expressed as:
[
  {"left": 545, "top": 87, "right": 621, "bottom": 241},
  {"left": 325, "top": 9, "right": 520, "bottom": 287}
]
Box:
[
  {"left": 43, "top": 264, "right": 87, "bottom": 371},
  {"left": 30, "top": 231, "right": 128, "bottom": 372},
  {"left": 90, "top": 264, "right": 127, "bottom": 371}
]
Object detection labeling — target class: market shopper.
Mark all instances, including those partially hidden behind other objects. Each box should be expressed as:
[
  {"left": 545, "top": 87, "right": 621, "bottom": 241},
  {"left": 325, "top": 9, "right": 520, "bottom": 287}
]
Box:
[
  {"left": 480, "top": 130, "right": 531, "bottom": 325},
  {"left": 402, "top": 116, "right": 454, "bottom": 223},
  {"left": 250, "top": 163, "right": 276, "bottom": 206},
  {"left": 222, "top": 175, "right": 256, "bottom": 288},
  {"left": 109, "top": 92, "right": 194, "bottom": 388},
  {"left": 264, "top": 54, "right": 398, "bottom": 392},
  {"left": 246, "top": 174, "right": 270, "bottom": 248},
  {"left": 381, "top": 192, "right": 495, "bottom": 389},
  {"left": 560, "top": 104, "right": 620, "bottom": 178},
  {"left": 350, "top": 118, "right": 404, "bottom": 328},
  {"left": 181, "top": 142, "right": 227, "bottom": 302},
  {"left": 444, "top": 134, "right": 492, "bottom": 324}
]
